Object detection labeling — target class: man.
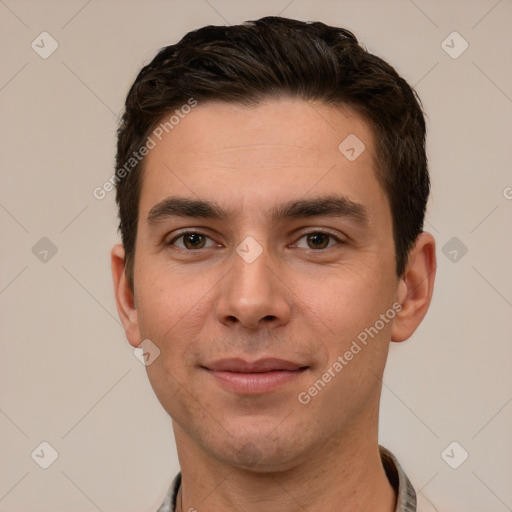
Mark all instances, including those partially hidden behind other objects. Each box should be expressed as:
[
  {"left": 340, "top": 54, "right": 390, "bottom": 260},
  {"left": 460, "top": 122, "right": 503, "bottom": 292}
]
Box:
[{"left": 111, "top": 16, "right": 437, "bottom": 512}]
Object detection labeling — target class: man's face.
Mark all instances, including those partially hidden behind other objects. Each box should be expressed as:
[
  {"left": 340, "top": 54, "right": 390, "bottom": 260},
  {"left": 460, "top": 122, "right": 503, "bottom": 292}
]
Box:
[{"left": 127, "top": 98, "right": 401, "bottom": 471}]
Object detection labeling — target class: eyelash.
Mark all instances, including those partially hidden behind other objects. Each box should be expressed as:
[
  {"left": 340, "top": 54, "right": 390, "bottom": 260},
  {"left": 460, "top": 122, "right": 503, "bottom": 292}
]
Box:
[{"left": 167, "top": 229, "right": 345, "bottom": 250}]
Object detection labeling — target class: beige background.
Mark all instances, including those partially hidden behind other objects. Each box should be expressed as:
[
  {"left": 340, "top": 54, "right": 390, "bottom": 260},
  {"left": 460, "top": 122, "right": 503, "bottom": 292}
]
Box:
[{"left": 1, "top": 0, "right": 511, "bottom": 511}]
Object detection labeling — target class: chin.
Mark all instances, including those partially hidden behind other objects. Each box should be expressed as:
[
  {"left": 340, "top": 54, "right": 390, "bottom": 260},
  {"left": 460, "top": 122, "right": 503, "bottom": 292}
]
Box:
[{"left": 205, "top": 423, "right": 314, "bottom": 473}]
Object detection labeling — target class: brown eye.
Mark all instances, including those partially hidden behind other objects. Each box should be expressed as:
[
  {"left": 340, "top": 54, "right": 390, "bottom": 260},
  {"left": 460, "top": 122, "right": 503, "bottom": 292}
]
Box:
[
  {"left": 183, "top": 233, "right": 206, "bottom": 249},
  {"left": 169, "top": 232, "right": 215, "bottom": 250},
  {"left": 306, "top": 232, "right": 331, "bottom": 249},
  {"left": 293, "top": 231, "right": 343, "bottom": 251}
]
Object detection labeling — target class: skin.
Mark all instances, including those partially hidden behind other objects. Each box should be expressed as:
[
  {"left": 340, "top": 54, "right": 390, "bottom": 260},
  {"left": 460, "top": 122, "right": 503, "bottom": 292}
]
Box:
[{"left": 112, "top": 98, "right": 436, "bottom": 512}]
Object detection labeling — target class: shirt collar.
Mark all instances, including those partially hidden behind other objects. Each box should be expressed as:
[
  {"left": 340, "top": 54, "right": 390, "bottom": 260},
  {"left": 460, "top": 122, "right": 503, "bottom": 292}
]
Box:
[
  {"left": 157, "top": 445, "right": 416, "bottom": 512},
  {"left": 379, "top": 445, "right": 417, "bottom": 511}
]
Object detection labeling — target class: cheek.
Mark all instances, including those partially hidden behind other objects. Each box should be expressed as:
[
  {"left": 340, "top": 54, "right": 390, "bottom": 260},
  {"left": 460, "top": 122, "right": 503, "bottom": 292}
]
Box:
[
  {"left": 296, "top": 276, "right": 395, "bottom": 422},
  {"left": 135, "top": 254, "right": 204, "bottom": 333},
  {"left": 293, "top": 264, "right": 394, "bottom": 338},
  {"left": 134, "top": 262, "right": 215, "bottom": 379}
]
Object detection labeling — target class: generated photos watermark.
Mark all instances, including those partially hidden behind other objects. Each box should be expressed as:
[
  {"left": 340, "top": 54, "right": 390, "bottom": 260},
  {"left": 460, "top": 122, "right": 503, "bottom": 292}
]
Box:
[
  {"left": 93, "top": 97, "right": 198, "bottom": 200},
  {"left": 298, "top": 302, "right": 402, "bottom": 405}
]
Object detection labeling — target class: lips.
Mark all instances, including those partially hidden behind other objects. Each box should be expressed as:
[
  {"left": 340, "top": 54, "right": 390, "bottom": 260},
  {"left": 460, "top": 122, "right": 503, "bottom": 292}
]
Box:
[
  {"left": 203, "top": 358, "right": 309, "bottom": 394},
  {"left": 205, "top": 358, "right": 308, "bottom": 373}
]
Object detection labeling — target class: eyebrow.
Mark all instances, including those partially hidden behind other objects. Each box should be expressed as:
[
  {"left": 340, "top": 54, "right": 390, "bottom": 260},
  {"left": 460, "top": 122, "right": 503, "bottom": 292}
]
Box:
[{"left": 146, "top": 195, "right": 369, "bottom": 226}]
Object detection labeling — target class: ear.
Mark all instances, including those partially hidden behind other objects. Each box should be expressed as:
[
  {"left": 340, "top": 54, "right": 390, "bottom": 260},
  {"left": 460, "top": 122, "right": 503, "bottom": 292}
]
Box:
[
  {"left": 111, "top": 244, "right": 142, "bottom": 348},
  {"left": 391, "top": 232, "right": 436, "bottom": 342}
]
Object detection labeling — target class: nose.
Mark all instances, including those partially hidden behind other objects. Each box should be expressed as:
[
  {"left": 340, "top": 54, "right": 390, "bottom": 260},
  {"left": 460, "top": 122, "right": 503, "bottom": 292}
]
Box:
[{"left": 214, "top": 243, "right": 292, "bottom": 331}]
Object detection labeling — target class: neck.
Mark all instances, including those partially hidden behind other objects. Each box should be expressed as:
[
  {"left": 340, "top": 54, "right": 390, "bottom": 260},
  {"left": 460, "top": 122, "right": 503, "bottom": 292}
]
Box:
[{"left": 173, "top": 423, "right": 396, "bottom": 512}]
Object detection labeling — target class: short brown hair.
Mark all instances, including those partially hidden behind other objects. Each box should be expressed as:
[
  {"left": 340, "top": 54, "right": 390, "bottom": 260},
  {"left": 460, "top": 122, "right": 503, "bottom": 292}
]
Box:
[{"left": 115, "top": 16, "right": 429, "bottom": 289}]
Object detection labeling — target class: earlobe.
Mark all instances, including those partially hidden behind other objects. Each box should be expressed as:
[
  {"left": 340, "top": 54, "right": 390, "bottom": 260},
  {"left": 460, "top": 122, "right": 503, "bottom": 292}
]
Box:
[
  {"left": 391, "top": 233, "right": 436, "bottom": 343},
  {"left": 111, "top": 244, "right": 141, "bottom": 348}
]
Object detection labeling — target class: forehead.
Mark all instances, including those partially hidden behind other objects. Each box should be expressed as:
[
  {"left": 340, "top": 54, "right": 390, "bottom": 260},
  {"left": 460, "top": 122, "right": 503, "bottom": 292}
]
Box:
[
  {"left": 138, "top": 98, "right": 388, "bottom": 225},
  {"left": 146, "top": 98, "right": 375, "bottom": 165}
]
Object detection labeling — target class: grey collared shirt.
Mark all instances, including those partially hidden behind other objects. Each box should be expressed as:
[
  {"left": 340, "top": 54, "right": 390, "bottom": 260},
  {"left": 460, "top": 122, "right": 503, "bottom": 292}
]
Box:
[{"left": 157, "top": 445, "right": 436, "bottom": 512}]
